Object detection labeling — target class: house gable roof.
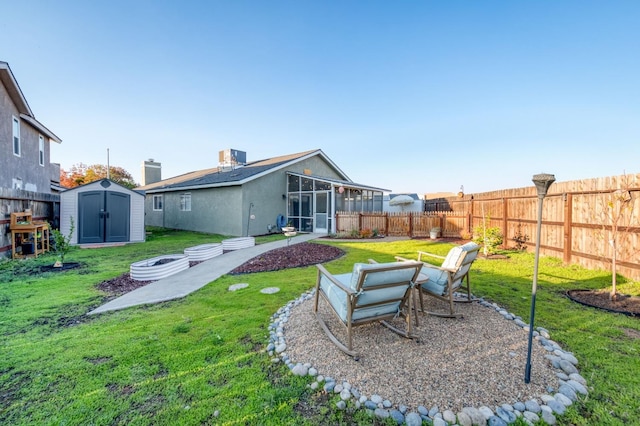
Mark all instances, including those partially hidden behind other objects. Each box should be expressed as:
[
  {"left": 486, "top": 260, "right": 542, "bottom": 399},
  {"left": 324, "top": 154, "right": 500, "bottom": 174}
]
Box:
[
  {"left": 0, "top": 61, "right": 62, "bottom": 143},
  {"left": 138, "top": 149, "right": 350, "bottom": 193}
]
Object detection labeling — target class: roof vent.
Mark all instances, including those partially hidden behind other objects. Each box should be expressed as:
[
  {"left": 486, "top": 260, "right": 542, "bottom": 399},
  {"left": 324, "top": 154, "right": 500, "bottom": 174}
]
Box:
[{"left": 218, "top": 149, "right": 246, "bottom": 171}]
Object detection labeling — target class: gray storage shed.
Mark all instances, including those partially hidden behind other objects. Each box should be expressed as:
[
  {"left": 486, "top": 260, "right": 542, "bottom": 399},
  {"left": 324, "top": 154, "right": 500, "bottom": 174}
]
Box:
[{"left": 60, "top": 179, "right": 145, "bottom": 245}]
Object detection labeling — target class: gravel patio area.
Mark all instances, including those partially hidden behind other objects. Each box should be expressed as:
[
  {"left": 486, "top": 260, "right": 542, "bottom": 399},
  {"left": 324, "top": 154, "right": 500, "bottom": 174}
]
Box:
[{"left": 282, "top": 293, "right": 560, "bottom": 414}]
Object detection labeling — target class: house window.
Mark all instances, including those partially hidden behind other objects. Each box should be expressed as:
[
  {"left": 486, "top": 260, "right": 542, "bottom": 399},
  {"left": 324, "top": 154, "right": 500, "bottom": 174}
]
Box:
[
  {"left": 153, "top": 195, "right": 163, "bottom": 211},
  {"left": 39, "top": 135, "right": 45, "bottom": 166},
  {"left": 12, "top": 116, "right": 20, "bottom": 156},
  {"left": 180, "top": 193, "right": 191, "bottom": 211}
]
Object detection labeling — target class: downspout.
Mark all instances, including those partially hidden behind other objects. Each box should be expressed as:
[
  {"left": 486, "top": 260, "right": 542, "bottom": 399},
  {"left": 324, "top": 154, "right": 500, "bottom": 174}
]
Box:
[
  {"left": 331, "top": 187, "right": 336, "bottom": 234},
  {"left": 246, "top": 202, "right": 254, "bottom": 237}
]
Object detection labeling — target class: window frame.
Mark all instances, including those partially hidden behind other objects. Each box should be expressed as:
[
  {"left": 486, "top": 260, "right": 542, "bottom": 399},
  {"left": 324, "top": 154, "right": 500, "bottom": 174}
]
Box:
[
  {"left": 152, "top": 194, "right": 163, "bottom": 211},
  {"left": 179, "top": 193, "right": 192, "bottom": 212},
  {"left": 12, "top": 116, "right": 20, "bottom": 157},
  {"left": 38, "top": 135, "right": 45, "bottom": 166}
]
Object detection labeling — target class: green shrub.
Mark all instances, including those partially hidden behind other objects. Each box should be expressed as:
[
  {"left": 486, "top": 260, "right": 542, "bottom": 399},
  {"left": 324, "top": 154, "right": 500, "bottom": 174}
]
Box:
[
  {"left": 52, "top": 216, "right": 74, "bottom": 265},
  {"left": 472, "top": 224, "right": 503, "bottom": 255}
]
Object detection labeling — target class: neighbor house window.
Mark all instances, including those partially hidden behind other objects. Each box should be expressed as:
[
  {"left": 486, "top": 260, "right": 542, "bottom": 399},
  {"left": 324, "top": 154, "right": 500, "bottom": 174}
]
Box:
[
  {"left": 12, "top": 116, "right": 20, "bottom": 156},
  {"left": 153, "top": 195, "right": 162, "bottom": 211},
  {"left": 153, "top": 195, "right": 163, "bottom": 211},
  {"left": 180, "top": 193, "right": 191, "bottom": 211},
  {"left": 39, "top": 135, "right": 45, "bottom": 166}
]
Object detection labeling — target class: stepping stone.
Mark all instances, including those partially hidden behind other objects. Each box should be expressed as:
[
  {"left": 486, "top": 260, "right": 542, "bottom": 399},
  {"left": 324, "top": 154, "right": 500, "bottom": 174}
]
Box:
[
  {"left": 260, "top": 287, "right": 280, "bottom": 294},
  {"left": 228, "top": 283, "right": 249, "bottom": 291}
]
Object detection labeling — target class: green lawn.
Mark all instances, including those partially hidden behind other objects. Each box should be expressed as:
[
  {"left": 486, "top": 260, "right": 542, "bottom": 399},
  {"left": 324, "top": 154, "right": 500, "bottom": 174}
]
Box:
[{"left": 1, "top": 230, "right": 639, "bottom": 425}]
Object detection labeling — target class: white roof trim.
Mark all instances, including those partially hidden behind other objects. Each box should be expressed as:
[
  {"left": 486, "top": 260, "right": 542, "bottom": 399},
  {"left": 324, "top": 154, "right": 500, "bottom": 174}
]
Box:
[
  {"left": 0, "top": 61, "right": 33, "bottom": 116},
  {"left": 20, "top": 114, "right": 62, "bottom": 143},
  {"left": 286, "top": 171, "right": 390, "bottom": 192},
  {"left": 144, "top": 180, "right": 239, "bottom": 194}
]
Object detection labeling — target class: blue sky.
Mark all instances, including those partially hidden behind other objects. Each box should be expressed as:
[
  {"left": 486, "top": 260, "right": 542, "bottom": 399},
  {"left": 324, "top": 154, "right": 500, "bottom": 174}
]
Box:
[{"left": 3, "top": 1, "right": 639, "bottom": 194}]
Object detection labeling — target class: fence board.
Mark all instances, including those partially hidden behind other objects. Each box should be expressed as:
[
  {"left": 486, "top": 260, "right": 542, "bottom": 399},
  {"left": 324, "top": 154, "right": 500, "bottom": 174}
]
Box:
[
  {"left": 0, "top": 189, "right": 59, "bottom": 255},
  {"left": 337, "top": 172, "right": 640, "bottom": 280}
]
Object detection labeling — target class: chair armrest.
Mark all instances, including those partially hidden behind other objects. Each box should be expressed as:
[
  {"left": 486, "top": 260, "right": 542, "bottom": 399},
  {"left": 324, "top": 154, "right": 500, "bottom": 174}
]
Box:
[
  {"left": 417, "top": 251, "right": 446, "bottom": 262},
  {"left": 420, "top": 262, "right": 457, "bottom": 273},
  {"left": 394, "top": 255, "right": 413, "bottom": 262},
  {"left": 315, "top": 264, "right": 354, "bottom": 295},
  {"left": 397, "top": 254, "right": 456, "bottom": 273}
]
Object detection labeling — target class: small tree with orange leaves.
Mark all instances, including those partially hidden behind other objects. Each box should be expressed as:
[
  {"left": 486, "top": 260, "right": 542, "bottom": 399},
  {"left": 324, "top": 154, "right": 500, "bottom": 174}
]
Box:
[{"left": 60, "top": 163, "right": 138, "bottom": 189}]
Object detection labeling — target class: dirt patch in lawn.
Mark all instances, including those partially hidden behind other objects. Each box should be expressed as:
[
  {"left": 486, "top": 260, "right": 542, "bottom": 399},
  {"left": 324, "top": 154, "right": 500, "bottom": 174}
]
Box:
[{"left": 96, "top": 273, "right": 153, "bottom": 298}]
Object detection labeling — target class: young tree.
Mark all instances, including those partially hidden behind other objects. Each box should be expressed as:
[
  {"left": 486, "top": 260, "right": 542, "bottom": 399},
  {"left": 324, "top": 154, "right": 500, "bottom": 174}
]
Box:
[
  {"left": 593, "top": 174, "right": 640, "bottom": 301},
  {"left": 60, "top": 163, "right": 138, "bottom": 189},
  {"left": 52, "top": 216, "right": 74, "bottom": 267}
]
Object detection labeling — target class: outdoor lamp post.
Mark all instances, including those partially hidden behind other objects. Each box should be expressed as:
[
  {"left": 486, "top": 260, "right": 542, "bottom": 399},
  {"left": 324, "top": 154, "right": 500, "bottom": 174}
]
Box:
[{"left": 525, "top": 173, "right": 556, "bottom": 384}]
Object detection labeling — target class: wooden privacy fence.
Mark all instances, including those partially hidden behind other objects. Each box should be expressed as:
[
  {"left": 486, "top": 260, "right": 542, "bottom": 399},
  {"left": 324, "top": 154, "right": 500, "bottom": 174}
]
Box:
[
  {"left": 336, "top": 211, "right": 468, "bottom": 238},
  {"left": 0, "top": 188, "right": 60, "bottom": 256},
  {"left": 336, "top": 173, "right": 640, "bottom": 281}
]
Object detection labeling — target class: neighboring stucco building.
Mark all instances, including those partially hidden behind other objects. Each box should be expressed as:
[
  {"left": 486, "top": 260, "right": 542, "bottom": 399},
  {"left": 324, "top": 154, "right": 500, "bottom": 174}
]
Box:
[
  {"left": 1, "top": 61, "right": 62, "bottom": 257},
  {"left": 0, "top": 61, "right": 62, "bottom": 193},
  {"left": 137, "top": 149, "right": 387, "bottom": 236}
]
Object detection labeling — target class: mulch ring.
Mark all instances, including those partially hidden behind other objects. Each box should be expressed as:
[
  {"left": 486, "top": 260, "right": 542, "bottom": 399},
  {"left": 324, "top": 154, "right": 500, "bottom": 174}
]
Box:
[
  {"left": 567, "top": 289, "right": 640, "bottom": 317},
  {"left": 40, "top": 262, "right": 82, "bottom": 272}
]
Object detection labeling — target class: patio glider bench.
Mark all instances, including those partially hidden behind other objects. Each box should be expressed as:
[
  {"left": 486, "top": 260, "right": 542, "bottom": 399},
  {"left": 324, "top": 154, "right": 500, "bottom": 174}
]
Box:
[
  {"left": 396, "top": 242, "right": 480, "bottom": 318},
  {"left": 313, "top": 259, "right": 423, "bottom": 358}
]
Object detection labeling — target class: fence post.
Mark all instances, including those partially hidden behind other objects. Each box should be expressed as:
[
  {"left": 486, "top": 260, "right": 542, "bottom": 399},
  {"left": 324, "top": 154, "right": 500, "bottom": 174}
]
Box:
[
  {"left": 385, "top": 212, "right": 389, "bottom": 236},
  {"left": 469, "top": 198, "right": 475, "bottom": 235},
  {"left": 442, "top": 213, "right": 447, "bottom": 237},
  {"left": 563, "top": 193, "right": 572, "bottom": 263},
  {"left": 409, "top": 212, "right": 414, "bottom": 237},
  {"left": 502, "top": 197, "right": 508, "bottom": 249}
]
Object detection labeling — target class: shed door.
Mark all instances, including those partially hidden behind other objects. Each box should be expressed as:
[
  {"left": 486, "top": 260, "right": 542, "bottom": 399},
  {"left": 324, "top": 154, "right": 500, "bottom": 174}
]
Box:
[
  {"left": 314, "top": 192, "right": 329, "bottom": 234},
  {"left": 78, "top": 191, "right": 130, "bottom": 244},
  {"left": 78, "top": 191, "right": 104, "bottom": 244},
  {"left": 105, "top": 191, "right": 130, "bottom": 242}
]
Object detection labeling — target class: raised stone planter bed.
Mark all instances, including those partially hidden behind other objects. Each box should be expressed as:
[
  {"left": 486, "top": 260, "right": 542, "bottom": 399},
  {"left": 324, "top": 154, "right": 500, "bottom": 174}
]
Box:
[
  {"left": 222, "top": 237, "right": 255, "bottom": 251},
  {"left": 130, "top": 254, "right": 190, "bottom": 281},
  {"left": 184, "top": 243, "right": 223, "bottom": 261}
]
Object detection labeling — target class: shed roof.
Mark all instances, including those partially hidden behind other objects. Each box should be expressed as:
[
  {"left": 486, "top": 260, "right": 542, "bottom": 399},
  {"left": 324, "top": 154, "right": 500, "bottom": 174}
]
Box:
[{"left": 62, "top": 178, "right": 145, "bottom": 196}]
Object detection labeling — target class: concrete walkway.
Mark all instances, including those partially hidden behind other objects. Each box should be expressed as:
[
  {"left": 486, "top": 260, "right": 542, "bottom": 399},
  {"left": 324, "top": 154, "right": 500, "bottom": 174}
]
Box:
[{"left": 88, "top": 233, "right": 320, "bottom": 315}]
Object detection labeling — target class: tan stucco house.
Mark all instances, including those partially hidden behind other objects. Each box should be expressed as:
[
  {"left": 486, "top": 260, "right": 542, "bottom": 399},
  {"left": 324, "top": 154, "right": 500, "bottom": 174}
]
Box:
[{"left": 137, "top": 149, "right": 388, "bottom": 236}]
